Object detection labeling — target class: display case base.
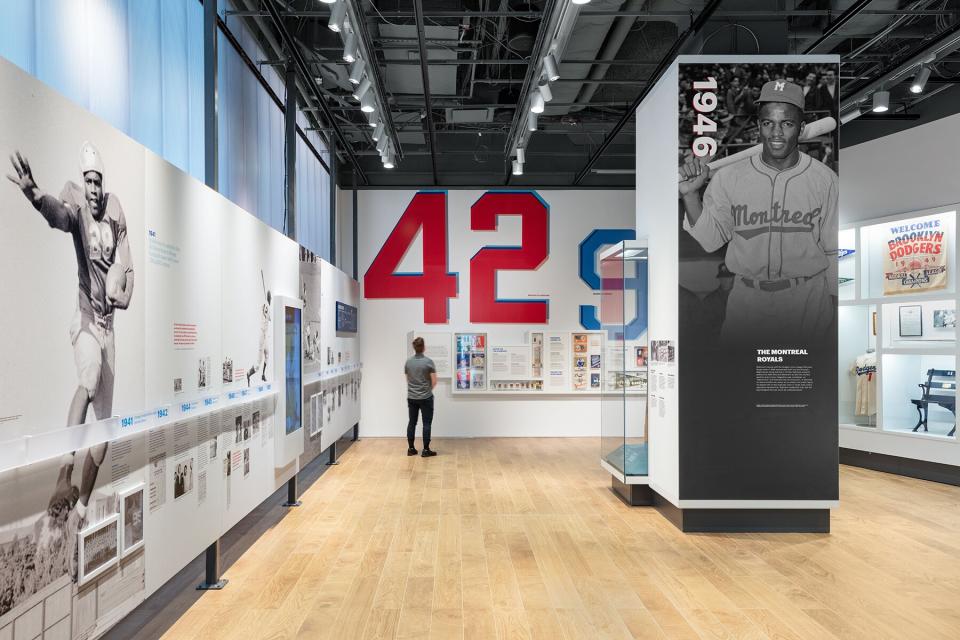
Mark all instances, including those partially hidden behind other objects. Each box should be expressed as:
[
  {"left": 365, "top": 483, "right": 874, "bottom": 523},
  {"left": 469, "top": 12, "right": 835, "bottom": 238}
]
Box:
[
  {"left": 651, "top": 492, "right": 830, "bottom": 533},
  {"left": 611, "top": 477, "right": 653, "bottom": 506},
  {"left": 840, "top": 448, "right": 960, "bottom": 487}
]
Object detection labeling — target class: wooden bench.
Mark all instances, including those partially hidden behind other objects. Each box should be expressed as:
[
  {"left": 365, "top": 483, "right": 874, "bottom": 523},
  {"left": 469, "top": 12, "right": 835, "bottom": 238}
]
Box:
[{"left": 911, "top": 369, "right": 956, "bottom": 437}]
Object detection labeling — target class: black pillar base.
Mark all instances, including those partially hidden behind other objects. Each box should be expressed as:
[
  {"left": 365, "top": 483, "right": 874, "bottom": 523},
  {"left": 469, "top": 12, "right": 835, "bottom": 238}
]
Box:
[
  {"left": 326, "top": 441, "right": 339, "bottom": 466},
  {"left": 196, "top": 541, "right": 228, "bottom": 590},
  {"left": 611, "top": 477, "right": 654, "bottom": 506},
  {"left": 282, "top": 475, "right": 301, "bottom": 507},
  {"left": 651, "top": 491, "right": 830, "bottom": 533}
]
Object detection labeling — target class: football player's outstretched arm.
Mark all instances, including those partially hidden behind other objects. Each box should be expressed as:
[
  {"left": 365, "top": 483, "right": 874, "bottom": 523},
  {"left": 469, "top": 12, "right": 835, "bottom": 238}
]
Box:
[
  {"left": 6, "top": 151, "right": 74, "bottom": 231},
  {"left": 109, "top": 207, "right": 135, "bottom": 310}
]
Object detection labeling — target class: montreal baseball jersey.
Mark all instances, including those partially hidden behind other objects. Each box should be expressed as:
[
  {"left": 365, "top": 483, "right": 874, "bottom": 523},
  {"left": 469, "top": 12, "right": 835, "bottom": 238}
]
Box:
[{"left": 687, "top": 151, "right": 838, "bottom": 283}]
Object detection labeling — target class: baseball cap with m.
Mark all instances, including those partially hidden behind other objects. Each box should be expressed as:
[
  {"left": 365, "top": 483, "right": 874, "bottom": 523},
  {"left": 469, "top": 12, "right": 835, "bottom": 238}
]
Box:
[{"left": 756, "top": 80, "right": 805, "bottom": 111}]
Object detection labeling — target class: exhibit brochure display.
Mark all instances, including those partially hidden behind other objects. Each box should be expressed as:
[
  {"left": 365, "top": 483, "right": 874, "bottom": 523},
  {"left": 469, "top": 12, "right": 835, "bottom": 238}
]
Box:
[
  {"left": 0, "top": 56, "right": 361, "bottom": 639},
  {"left": 637, "top": 55, "right": 841, "bottom": 531},
  {"left": 598, "top": 242, "right": 649, "bottom": 491},
  {"left": 839, "top": 206, "right": 958, "bottom": 452}
]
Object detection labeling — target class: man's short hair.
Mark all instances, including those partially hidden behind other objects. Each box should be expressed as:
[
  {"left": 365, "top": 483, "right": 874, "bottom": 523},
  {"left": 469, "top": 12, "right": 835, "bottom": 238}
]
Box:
[{"left": 413, "top": 337, "right": 425, "bottom": 353}]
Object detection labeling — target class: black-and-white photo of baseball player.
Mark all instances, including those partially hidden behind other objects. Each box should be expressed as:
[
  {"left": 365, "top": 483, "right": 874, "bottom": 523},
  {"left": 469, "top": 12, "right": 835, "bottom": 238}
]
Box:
[
  {"left": 678, "top": 63, "right": 838, "bottom": 344},
  {"left": 247, "top": 270, "right": 271, "bottom": 386}
]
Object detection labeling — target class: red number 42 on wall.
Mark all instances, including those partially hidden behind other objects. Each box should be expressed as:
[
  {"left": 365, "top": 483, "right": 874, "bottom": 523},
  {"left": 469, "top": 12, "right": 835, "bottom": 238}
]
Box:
[{"left": 363, "top": 191, "right": 549, "bottom": 324}]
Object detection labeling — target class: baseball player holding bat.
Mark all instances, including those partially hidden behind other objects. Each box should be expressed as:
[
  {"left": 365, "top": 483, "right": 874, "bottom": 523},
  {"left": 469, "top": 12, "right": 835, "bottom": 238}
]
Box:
[{"left": 680, "top": 79, "right": 838, "bottom": 342}]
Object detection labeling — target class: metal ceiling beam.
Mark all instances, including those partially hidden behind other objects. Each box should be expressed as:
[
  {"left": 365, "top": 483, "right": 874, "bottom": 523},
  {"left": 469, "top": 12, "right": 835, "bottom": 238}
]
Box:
[
  {"left": 229, "top": 9, "right": 955, "bottom": 19},
  {"left": 413, "top": 0, "right": 438, "bottom": 185},
  {"left": 302, "top": 58, "right": 660, "bottom": 66},
  {"left": 263, "top": 1, "right": 367, "bottom": 185},
  {"left": 803, "top": 0, "right": 874, "bottom": 53},
  {"left": 572, "top": 0, "right": 724, "bottom": 185}
]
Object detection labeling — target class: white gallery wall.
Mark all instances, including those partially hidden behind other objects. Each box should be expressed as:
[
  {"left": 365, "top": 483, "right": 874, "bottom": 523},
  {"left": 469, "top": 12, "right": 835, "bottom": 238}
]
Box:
[
  {"left": 357, "top": 189, "right": 635, "bottom": 438},
  {"left": 841, "top": 112, "right": 960, "bottom": 224},
  {"left": 0, "top": 56, "right": 358, "bottom": 640}
]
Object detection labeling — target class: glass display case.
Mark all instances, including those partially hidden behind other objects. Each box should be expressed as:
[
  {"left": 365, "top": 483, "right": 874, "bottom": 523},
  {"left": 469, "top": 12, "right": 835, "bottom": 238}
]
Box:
[
  {"left": 599, "top": 241, "right": 649, "bottom": 484},
  {"left": 839, "top": 206, "right": 958, "bottom": 441}
]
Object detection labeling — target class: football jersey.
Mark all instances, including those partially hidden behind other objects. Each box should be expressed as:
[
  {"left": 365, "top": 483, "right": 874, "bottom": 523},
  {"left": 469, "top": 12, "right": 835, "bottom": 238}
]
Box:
[
  {"left": 688, "top": 151, "right": 838, "bottom": 283},
  {"left": 40, "top": 182, "right": 128, "bottom": 319}
]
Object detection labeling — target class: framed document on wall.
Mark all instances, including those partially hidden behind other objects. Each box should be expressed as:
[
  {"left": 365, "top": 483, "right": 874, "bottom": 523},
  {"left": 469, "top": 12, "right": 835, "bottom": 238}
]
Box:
[{"left": 899, "top": 305, "right": 923, "bottom": 337}]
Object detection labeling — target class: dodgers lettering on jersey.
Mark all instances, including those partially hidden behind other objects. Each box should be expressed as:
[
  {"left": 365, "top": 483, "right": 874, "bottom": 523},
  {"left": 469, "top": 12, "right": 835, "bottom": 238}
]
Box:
[{"left": 688, "top": 152, "right": 838, "bottom": 282}]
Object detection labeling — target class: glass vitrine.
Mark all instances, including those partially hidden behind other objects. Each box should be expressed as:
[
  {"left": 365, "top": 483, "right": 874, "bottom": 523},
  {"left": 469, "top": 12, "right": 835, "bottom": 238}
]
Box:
[{"left": 599, "top": 241, "right": 649, "bottom": 481}]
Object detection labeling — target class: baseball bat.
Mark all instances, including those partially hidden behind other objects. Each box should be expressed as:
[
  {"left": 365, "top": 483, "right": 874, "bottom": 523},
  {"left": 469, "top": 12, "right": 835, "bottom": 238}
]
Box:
[{"left": 703, "top": 116, "right": 837, "bottom": 172}]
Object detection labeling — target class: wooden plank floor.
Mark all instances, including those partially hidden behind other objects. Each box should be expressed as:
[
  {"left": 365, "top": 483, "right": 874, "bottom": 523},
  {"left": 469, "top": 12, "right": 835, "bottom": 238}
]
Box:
[{"left": 117, "top": 438, "right": 960, "bottom": 640}]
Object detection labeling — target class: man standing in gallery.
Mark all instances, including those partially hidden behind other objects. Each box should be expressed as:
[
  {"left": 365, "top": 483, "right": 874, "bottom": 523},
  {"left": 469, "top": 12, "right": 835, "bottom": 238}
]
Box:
[
  {"left": 404, "top": 337, "right": 438, "bottom": 457},
  {"left": 678, "top": 79, "right": 838, "bottom": 342},
  {"left": 7, "top": 142, "right": 131, "bottom": 576}
]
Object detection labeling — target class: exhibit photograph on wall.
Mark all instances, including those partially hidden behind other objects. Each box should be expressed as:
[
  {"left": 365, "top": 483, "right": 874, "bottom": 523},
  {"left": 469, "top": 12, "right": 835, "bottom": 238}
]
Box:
[{"left": 676, "top": 59, "right": 839, "bottom": 500}]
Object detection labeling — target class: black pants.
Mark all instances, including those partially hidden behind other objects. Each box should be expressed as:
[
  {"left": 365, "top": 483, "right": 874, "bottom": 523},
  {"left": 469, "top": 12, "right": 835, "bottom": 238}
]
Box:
[{"left": 407, "top": 397, "right": 434, "bottom": 448}]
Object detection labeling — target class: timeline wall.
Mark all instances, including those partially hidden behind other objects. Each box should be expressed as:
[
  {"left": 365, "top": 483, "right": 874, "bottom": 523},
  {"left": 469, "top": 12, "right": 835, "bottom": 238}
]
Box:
[
  {"left": 357, "top": 189, "right": 636, "bottom": 438},
  {"left": 0, "top": 56, "right": 357, "bottom": 639}
]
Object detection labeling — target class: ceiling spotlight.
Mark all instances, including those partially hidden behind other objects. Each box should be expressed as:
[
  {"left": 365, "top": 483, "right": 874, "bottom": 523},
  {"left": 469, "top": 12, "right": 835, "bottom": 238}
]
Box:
[
  {"left": 373, "top": 123, "right": 385, "bottom": 141},
  {"left": 318, "top": 0, "right": 336, "bottom": 4},
  {"left": 516, "top": 147, "right": 526, "bottom": 164},
  {"left": 530, "top": 91, "right": 545, "bottom": 114},
  {"left": 328, "top": 1, "right": 346, "bottom": 32},
  {"left": 538, "top": 81, "right": 553, "bottom": 103},
  {"left": 360, "top": 92, "right": 376, "bottom": 113},
  {"left": 348, "top": 59, "right": 366, "bottom": 85},
  {"left": 353, "top": 77, "right": 371, "bottom": 101},
  {"left": 571, "top": 0, "right": 591, "bottom": 4},
  {"left": 342, "top": 31, "right": 358, "bottom": 63},
  {"left": 376, "top": 136, "right": 389, "bottom": 154},
  {"left": 512, "top": 160, "right": 523, "bottom": 176},
  {"left": 542, "top": 53, "right": 560, "bottom": 82},
  {"left": 872, "top": 90, "right": 890, "bottom": 113},
  {"left": 365, "top": 110, "right": 378, "bottom": 127},
  {"left": 527, "top": 111, "right": 538, "bottom": 132},
  {"left": 910, "top": 65, "right": 931, "bottom": 94},
  {"left": 383, "top": 152, "right": 396, "bottom": 169}
]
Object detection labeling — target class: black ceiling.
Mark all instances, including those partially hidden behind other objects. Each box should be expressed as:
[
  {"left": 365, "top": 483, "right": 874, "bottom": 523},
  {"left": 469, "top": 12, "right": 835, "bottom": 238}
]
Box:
[{"left": 229, "top": 0, "right": 960, "bottom": 188}]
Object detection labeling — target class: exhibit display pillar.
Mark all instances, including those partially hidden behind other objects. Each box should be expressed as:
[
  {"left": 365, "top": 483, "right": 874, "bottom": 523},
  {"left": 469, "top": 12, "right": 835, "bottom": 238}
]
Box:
[{"left": 639, "top": 56, "right": 841, "bottom": 532}]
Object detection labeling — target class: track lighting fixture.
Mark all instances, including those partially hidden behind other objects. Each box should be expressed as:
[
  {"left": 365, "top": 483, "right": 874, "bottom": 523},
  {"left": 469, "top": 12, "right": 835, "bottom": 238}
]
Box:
[
  {"left": 538, "top": 81, "right": 553, "bottom": 103},
  {"left": 383, "top": 152, "right": 396, "bottom": 169},
  {"left": 839, "top": 104, "right": 865, "bottom": 125},
  {"left": 360, "top": 92, "right": 376, "bottom": 113},
  {"left": 512, "top": 160, "right": 523, "bottom": 176},
  {"left": 910, "top": 65, "right": 931, "bottom": 94},
  {"left": 516, "top": 148, "right": 526, "bottom": 164},
  {"left": 348, "top": 58, "right": 366, "bottom": 85},
  {"left": 365, "top": 110, "right": 378, "bottom": 127},
  {"left": 571, "top": 0, "right": 591, "bottom": 4},
  {"left": 376, "top": 136, "right": 388, "bottom": 155},
  {"left": 353, "top": 77, "right": 371, "bottom": 101},
  {"left": 328, "top": 1, "right": 346, "bottom": 32},
  {"left": 318, "top": 0, "right": 336, "bottom": 4},
  {"left": 527, "top": 111, "right": 538, "bottom": 132},
  {"left": 542, "top": 53, "right": 560, "bottom": 82},
  {"left": 342, "top": 31, "right": 358, "bottom": 63},
  {"left": 530, "top": 91, "right": 545, "bottom": 114},
  {"left": 373, "top": 123, "right": 385, "bottom": 141},
  {"left": 872, "top": 90, "right": 890, "bottom": 113}
]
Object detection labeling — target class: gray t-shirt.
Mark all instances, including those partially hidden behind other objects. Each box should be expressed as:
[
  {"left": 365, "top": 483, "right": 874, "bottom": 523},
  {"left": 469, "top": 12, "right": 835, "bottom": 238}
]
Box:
[{"left": 404, "top": 354, "right": 436, "bottom": 400}]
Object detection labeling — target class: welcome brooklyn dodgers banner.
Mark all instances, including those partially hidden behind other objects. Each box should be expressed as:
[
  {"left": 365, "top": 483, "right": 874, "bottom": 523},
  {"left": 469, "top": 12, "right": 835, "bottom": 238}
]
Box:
[
  {"left": 883, "top": 215, "right": 948, "bottom": 294},
  {"left": 675, "top": 58, "right": 839, "bottom": 501}
]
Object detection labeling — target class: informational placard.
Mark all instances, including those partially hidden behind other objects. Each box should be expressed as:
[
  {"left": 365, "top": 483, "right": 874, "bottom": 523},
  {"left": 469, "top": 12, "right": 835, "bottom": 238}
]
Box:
[
  {"left": 883, "top": 215, "right": 948, "bottom": 295},
  {"left": 489, "top": 345, "right": 531, "bottom": 380},
  {"left": 545, "top": 333, "right": 569, "bottom": 389}
]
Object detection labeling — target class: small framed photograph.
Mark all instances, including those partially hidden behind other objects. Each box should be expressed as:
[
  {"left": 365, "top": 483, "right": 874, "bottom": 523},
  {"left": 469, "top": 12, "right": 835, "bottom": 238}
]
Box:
[
  {"left": 899, "top": 305, "right": 923, "bottom": 337},
  {"left": 933, "top": 309, "right": 956, "bottom": 328},
  {"left": 119, "top": 484, "right": 145, "bottom": 558},
  {"left": 872, "top": 311, "right": 877, "bottom": 336},
  {"left": 78, "top": 514, "right": 119, "bottom": 586}
]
